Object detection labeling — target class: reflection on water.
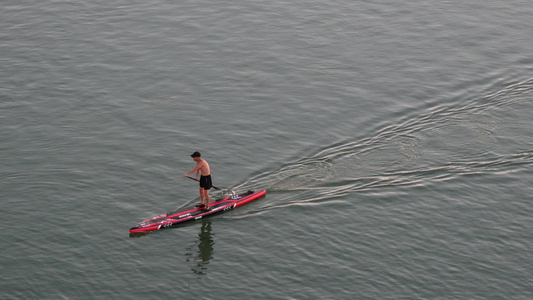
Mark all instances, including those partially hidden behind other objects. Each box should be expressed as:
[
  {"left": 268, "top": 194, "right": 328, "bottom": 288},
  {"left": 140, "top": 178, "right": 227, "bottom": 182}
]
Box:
[{"left": 186, "top": 220, "right": 215, "bottom": 276}]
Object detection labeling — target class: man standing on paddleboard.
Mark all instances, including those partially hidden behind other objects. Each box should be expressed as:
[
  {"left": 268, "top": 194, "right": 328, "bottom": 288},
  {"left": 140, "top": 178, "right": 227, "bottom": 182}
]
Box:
[{"left": 184, "top": 151, "right": 213, "bottom": 210}]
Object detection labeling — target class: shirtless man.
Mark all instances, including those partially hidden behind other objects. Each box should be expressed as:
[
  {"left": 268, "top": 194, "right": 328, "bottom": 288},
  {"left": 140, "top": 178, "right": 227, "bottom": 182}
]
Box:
[{"left": 183, "top": 151, "right": 213, "bottom": 210}]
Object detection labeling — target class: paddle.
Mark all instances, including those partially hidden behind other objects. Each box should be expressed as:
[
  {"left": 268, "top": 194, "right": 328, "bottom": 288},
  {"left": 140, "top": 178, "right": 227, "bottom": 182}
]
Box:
[{"left": 186, "top": 176, "right": 221, "bottom": 190}]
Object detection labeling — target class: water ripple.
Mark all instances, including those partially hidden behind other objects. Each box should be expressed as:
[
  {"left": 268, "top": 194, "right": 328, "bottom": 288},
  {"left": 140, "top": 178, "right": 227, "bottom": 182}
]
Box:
[{"left": 238, "top": 78, "right": 533, "bottom": 208}]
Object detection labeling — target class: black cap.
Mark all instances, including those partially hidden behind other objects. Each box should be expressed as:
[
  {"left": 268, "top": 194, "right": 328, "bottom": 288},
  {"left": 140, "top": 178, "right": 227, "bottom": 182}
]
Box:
[{"left": 191, "top": 151, "right": 201, "bottom": 158}]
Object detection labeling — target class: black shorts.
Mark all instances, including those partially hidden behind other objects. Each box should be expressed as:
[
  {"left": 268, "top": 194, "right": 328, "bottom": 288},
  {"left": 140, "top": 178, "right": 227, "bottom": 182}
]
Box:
[{"left": 199, "top": 175, "right": 213, "bottom": 190}]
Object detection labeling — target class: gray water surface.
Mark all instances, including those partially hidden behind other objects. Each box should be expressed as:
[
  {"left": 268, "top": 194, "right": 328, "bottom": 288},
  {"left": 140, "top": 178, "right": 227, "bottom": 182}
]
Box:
[{"left": 2, "top": 1, "right": 532, "bottom": 299}]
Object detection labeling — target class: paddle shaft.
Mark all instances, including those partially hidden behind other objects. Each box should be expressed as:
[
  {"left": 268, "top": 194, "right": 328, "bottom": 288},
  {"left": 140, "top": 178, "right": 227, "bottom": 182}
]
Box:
[{"left": 186, "top": 176, "right": 220, "bottom": 190}]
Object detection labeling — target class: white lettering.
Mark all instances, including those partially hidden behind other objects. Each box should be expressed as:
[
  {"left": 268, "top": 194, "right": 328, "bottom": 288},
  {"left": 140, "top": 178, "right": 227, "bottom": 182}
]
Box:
[{"left": 223, "top": 204, "right": 236, "bottom": 211}]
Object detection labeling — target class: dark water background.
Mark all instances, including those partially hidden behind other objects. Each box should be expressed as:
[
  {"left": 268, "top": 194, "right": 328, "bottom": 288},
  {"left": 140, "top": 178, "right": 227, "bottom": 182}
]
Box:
[{"left": 1, "top": 1, "right": 532, "bottom": 299}]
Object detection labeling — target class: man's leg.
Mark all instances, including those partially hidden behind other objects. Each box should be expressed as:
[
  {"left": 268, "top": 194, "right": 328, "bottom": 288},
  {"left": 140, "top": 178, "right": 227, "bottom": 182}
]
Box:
[
  {"left": 199, "top": 187, "right": 205, "bottom": 204},
  {"left": 204, "top": 188, "right": 210, "bottom": 207}
]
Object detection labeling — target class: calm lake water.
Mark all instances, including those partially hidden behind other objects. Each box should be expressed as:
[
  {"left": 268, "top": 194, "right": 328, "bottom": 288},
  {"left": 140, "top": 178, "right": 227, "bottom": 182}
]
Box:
[{"left": 1, "top": 1, "right": 532, "bottom": 299}]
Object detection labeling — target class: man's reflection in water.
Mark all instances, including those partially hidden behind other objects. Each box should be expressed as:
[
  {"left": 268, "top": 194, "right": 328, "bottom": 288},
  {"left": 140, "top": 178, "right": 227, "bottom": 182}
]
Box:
[{"left": 190, "top": 220, "right": 214, "bottom": 275}]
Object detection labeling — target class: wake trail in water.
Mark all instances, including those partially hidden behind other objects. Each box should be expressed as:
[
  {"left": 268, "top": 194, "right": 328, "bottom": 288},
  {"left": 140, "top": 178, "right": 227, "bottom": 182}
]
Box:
[{"left": 235, "top": 78, "right": 533, "bottom": 208}]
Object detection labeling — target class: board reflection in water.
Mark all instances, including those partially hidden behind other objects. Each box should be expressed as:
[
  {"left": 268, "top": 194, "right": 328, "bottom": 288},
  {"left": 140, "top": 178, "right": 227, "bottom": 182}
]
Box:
[{"left": 186, "top": 220, "right": 215, "bottom": 276}]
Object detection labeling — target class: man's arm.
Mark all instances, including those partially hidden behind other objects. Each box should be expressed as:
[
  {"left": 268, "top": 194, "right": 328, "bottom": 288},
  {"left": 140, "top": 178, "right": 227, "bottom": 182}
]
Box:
[
  {"left": 184, "top": 166, "right": 199, "bottom": 178},
  {"left": 183, "top": 161, "right": 205, "bottom": 178}
]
